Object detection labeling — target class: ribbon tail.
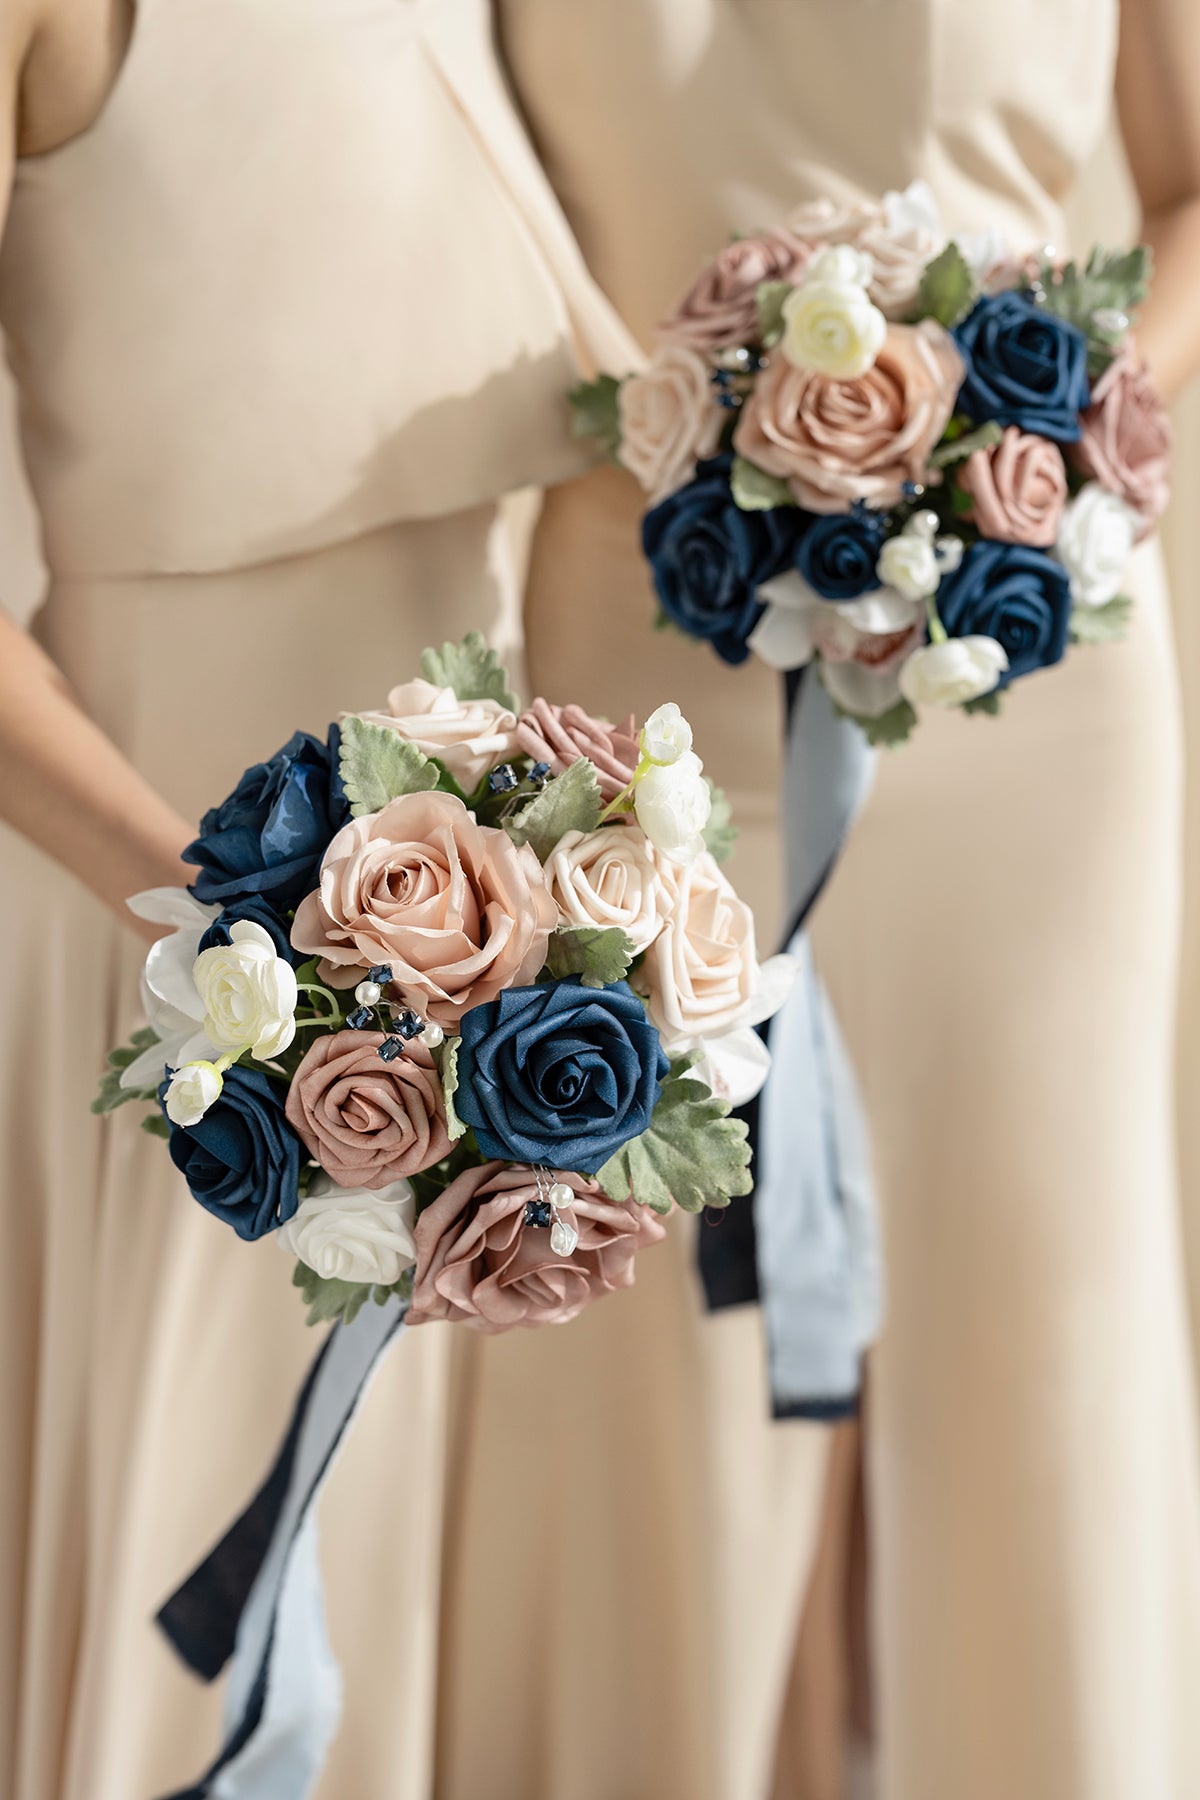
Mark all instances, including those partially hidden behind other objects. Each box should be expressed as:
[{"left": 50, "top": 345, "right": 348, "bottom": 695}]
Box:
[{"left": 156, "top": 1296, "right": 407, "bottom": 1800}]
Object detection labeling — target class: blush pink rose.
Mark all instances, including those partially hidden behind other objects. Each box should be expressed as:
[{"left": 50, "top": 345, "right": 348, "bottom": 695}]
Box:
[
  {"left": 1070, "top": 347, "right": 1171, "bottom": 538},
  {"left": 286, "top": 1031, "right": 452, "bottom": 1188},
  {"left": 617, "top": 345, "right": 724, "bottom": 503},
  {"left": 957, "top": 427, "right": 1068, "bottom": 547},
  {"left": 514, "top": 699, "right": 640, "bottom": 802},
  {"left": 408, "top": 1163, "right": 666, "bottom": 1332},
  {"left": 733, "top": 321, "right": 964, "bottom": 513},
  {"left": 290, "top": 791, "right": 557, "bottom": 1027},
  {"left": 657, "top": 228, "right": 813, "bottom": 353}
]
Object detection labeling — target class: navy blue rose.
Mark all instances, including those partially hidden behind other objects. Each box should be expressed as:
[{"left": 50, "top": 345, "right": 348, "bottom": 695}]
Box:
[
  {"left": 184, "top": 726, "right": 350, "bottom": 910},
  {"left": 198, "top": 895, "right": 301, "bottom": 964},
  {"left": 642, "top": 454, "right": 805, "bottom": 665},
  {"left": 159, "top": 1065, "right": 303, "bottom": 1241},
  {"left": 954, "top": 292, "right": 1089, "bottom": 441},
  {"left": 795, "top": 510, "right": 885, "bottom": 601},
  {"left": 455, "top": 979, "right": 669, "bottom": 1175},
  {"left": 937, "top": 541, "right": 1072, "bottom": 686}
]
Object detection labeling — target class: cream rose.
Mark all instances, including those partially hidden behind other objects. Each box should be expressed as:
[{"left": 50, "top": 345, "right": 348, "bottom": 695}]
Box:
[
  {"left": 899, "top": 637, "right": 1009, "bottom": 708},
  {"left": 192, "top": 919, "right": 297, "bottom": 1060},
  {"left": 781, "top": 248, "right": 887, "bottom": 380},
  {"left": 358, "top": 679, "right": 520, "bottom": 792},
  {"left": 617, "top": 345, "right": 723, "bottom": 504},
  {"left": 278, "top": 1172, "right": 417, "bottom": 1287},
  {"left": 546, "top": 825, "right": 666, "bottom": 954}
]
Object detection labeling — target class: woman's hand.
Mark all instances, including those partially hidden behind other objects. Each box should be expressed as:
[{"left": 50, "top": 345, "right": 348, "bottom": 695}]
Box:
[{"left": 1117, "top": 0, "right": 1200, "bottom": 399}]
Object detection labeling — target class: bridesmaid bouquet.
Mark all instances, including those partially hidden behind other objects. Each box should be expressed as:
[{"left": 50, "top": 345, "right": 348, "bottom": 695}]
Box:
[
  {"left": 95, "top": 636, "right": 791, "bottom": 1331},
  {"left": 570, "top": 183, "right": 1172, "bottom": 743}
]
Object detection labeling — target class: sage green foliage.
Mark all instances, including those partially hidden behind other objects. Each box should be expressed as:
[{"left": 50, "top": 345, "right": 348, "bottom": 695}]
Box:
[
  {"left": 420, "top": 630, "right": 520, "bottom": 714},
  {"left": 730, "top": 455, "right": 795, "bottom": 512},
  {"left": 292, "top": 1261, "right": 412, "bottom": 1328},
  {"left": 1070, "top": 596, "right": 1133, "bottom": 645},
  {"left": 929, "top": 420, "right": 1003, "bottom": 468},
  {"left": 544, "top": 925, "right": 635, "bottom": 990},
  {"left": 506, "top": 758, "right": 603, "bottom": 862},
  {"left": 702, "top": 781, "right": 737, "bottom": 864},
  {"left": 915, "top": 242, "right": 978, "bottom": 330},
  {"left": 93, "top": 1025, "right": 161, "bottom": 1115},
  {"left": 756, "top": 280, "right": 791, "bottom": 347},
  {"left": 857, "top": 697, "right": 918, "bottom": 748},
  {"left": 141, "top": 1113, "right": 171, "bottom": 1139},
  {"left": 440, "top": 1037, "right": 468, "bottom": 1142},
  {"left": 963, "top": 690, "right": 1003, "bottom": 718},
  {"left": 338, "top": 717, "right": 438, "bottom": 818},
  {"left": 567, "top": 374, "right": 623, "bottom": 461},
  {"left": 1035, "top": 245, "right": 1153, "bottom": 376},
  {"left": 596, "top": 1055, "right": 752, "bottom": 1215}
]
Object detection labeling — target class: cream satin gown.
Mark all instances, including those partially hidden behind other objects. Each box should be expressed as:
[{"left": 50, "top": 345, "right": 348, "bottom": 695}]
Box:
[
  {"left": 498, "top": 3, "right": 1200, "bottom": 1797},
  {"left": 0, "top": 5, "right": 828, "bottom": 1798}
]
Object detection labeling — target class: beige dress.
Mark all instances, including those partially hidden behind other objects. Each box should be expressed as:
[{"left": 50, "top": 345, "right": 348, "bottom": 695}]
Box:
[
  {"left": 498, "top": 3, "right": 1200, "bottom": 1796},
  {"left": 0, "top": 5, "right": 828, "bottom": 1798}
]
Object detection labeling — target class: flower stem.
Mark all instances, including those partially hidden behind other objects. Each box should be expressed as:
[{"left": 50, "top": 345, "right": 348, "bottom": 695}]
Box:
[{"left": 925, "top": 595, "right": 948, "bottom": 646}]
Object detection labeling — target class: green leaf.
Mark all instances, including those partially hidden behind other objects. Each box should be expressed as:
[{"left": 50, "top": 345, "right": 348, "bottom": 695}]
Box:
[
  {"left": 1036, "top": 246, "right": 1152, "bottom": 377},
  {"left": 543, "top": 926, "right": 635, "bottom": 990},
  {"left": 861, "top": 698, "right": 918, "bottom": 747},
  {"left": 914, "top": 242, "right": 978, "bottom": 330},
  {"left": 506, "top": 758, "right": 603, "bottom": 862},
  {"left": 92, "top": 1025, "right": 162, "bottom": 1114},
  {"left": 963, "top": 690, "right": 1003, "bottom": 717},
  {"left": 567, "top": 373, "right": 623, "bottom": 460},
  {"left": 730, "top": 455, "right": 795, "bottom": 512},
  {"left": 141, "top": 1112, "right": 171, "bottom": 1139},
  {"left": 420, "top": 630, "right": 519, "bottom": 713},
  {"left": 756, "top": 279, "right": 791, "bottom": 347},
  {"left": 440, "top": 1036, "right": 469, "bottom": 1142},
  {"left": 596, "top": 1056, "right": 752, "bottom": 1215},
  {"left": 929, "top": 420, "right": 1004, "bottom": 468},
  {"left": 291, "top": 1262, "right": 411, "bottom": 1328},
  {"left": 1070, "top": 595, "right": 1134, "bottom": 645},
  {"left": 338, "top": 716, "right": 440, "bottom": 818},
  {"left": 702, "top": 781, "right": 737, "bottom": 864}
]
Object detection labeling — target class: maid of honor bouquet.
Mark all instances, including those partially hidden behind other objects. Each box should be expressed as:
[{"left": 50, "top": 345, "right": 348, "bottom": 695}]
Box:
[
  {"left": 95, "top": 635, "right": 791, "bottom": 1331},
  {"left": 570, "top": 182, "right": 1172, "bottom": 743}
]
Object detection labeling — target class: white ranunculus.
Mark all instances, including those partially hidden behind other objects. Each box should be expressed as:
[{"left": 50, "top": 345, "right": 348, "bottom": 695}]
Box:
[
  {"left": 617, "top": 345, "right": 723, "bottom": 505},
  {"left": 192, "top": 920, "right": 298, "bottom": 1060},
  {"left": 278, "top": 1173, "right": 417, "bottom": 1287},
  {"left": 121, "top": 888, "right": 221, "bottom": 1089},
  {"left": 163, "top": 1061, "right": 225, "bottom": 1127},
  {"left": 690, "top": 1026, "right": 774, "bottom": 1108},
  {"left": 899, "top": 637, "right": 1008, "bottom": 708},
  {"left": 1055, "top": 483, "right": 1140, "bottom": 610},
  {"left": 780, "top": 251, "right": 887, "bottom": 380},
  {"left": 633, "top": 750, "right": 711, "bottom": 864},
  {"left": 358, "top": 679, "right": 520, "bottom": 791},
  {"left": 546, "top": 825, "right": 666, "bottom": 953},
  {"left": 640, "top": 701, "right": 694, "bottom": 765},
  {"left": 804, "top": 244, "right": 876, "bottom": 291},
  {"left": 877, "top": 531, "right": 942, "bottom": 601}
]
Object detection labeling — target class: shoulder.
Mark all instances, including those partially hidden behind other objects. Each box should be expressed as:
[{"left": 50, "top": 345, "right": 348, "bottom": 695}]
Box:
[{"left": 11, "top": 0, "right": 133, "bottom": 158}]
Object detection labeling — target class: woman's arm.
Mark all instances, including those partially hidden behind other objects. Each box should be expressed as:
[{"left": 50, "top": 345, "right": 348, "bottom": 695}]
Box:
[
  {"left": 0, "top": 1, "right": 194, "bottom": 939},
  {"left": 1116, "top": 0, "right": 1200, "bottom": 399}
]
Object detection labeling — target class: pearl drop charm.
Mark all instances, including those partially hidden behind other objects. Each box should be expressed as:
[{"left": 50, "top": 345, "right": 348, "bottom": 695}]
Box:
[
  {"left": 548, "top": 1182, "right": 574, "bottom": 1210},
  {"left": 354, "top": 980, "right": 382, "bottom": 1007},
  {"left": 550, "top": 1215, "right": 579, "bottom": 1258},
  {"left": 421, "top": 1019, "right": 445, "bottom": 1049}
]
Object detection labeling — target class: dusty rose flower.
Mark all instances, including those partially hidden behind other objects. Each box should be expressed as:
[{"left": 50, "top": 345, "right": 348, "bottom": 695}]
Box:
[
  {"left": 1070, "top": 347, "right": 1171, "bottom": 538},
  {"left": 957, "top": 427, "right": 1068, "bottom": 547},
  {"left": 514, "top": 699, "right": 639, "bottom": 802},
  {"left": 290, "top": 791, "right": 557, "bottom": 1027},
  {"left": 356, "top": 679, "right": 520, "bottom": 792},
  {"left": 285, "top": 1030, "right": 452, "bottom": 1188},
  {"left": 545, "top": 824, "right": 666, "bottom": 953},
  {"left": 408, "top": 1163, "right": 666, "bottom": 1332},
  {"left": 617, "top": 345, "right": 724, "bottom": 503},
  {"left": 733, "top": 321, "right": 964, "bottom": 513},
  {"left": 657, "top": 228, "right": 813, "bottom": 352},
  {"left": 785, "top": 196, "right": 876, "bottom": 246}
]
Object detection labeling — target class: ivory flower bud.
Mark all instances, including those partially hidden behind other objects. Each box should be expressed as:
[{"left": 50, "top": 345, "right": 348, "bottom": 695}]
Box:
[
  {"left": 640, "top": 702, "right": 694, "bottom": 766},
  {"left": 192, "top": 920, "right": 298, "bottom": 1060},
  {"left": 877, "top": 531, "right": 942, "bottom": 601},
  {"left": 163, "top": 1060, "right": 225, "bottom": 1128},
  {"left": 898, "top": 638, "right": 1009, "bottom": 708},
  {"left": 634, "top": 751, "right": 711, "bottom": 864}
]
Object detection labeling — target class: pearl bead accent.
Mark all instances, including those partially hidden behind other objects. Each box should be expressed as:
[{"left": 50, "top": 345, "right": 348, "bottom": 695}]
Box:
[
  {"left": 354, "top": 980, "right": 382, "bottom": 1007},
  {"left": 548, "top": 1181, "right": 574, "bottom": 1210},
  {"left": 421, "top": 1019, "right": 445, "bottom": 1049}
]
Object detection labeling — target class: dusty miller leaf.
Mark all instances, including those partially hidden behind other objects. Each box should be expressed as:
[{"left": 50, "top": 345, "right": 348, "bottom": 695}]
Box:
[
  {"left": 914, "top": 242, "right": 978, "bottom": 330},
  {"left": 834, "top": 695, "right": 918, "bottom": 748},
  {"left": 141, "top": 1113, "right": 171, "bottom": 1139},
  {"left": 567, "top": 374, "right": 623, "bottom": 460},
  {"left": 962, "top": 690, "right": 1003, "bottom": 717},
  {"left": 596, "top": 1056, "right": 753, "bottom": 1215},
  {"left": 1070, "top": 596, "right": 1133, "bottom": 645},
  {"left": 1037, "top": 245, "right": 1152, "bottom": 368},
  {"left": 929, "top": 420, "right": 1004, "bottom": 468},
  {"left": 730, "top": 455, "right": 795, "bottom": 512},
  {"left": 420, "top": 630, "right": 519, "bottom": 713},
  {"left": 291, "top": 1262, "right": 411, "bottom": 1328},
  {"left": 543, "top": 926, "right": 635, "bottom": 990},
  {"left": 702, "top": 781, "right": 737, "bottom": 864},
  {"left": 506, "top": 758, "right": 603, "bottom": 862},
  {"left": 756, "top": 280, "right": 791, "bottom": 347},
  {"left": 93, "top": 1025, "right": 162, "bottom": 1115},
  {"left": 338, "top": 717, "right": 439, "bottom": 817},
  {"left": 440, "top": 1036, "right": 468, "bottom": 1142}
]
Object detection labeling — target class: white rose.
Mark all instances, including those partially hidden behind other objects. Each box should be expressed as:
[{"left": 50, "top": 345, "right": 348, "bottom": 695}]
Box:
[
  {"left": 278, "top": 1173, "right": 417, "bottom": 1287},
  {"left": 637, "top": 854, "right": 794, "bottom": 1052},
  {"left": 192, "top": 920, "right": 298, "bottom": 1060},
  {"left": 617, "top": 346, "right": 723, "bottom": 505},
  {"left": 358, "top": 679, "right": 520, "bottom": 793},
  {"left": 876, "top": 531, "right": 942, "bottom": 601},
  {"left": 121, "top": 888, "right": 221, "bottom": 1089},
  {"left": 1055, "top": 483, "right": 1140, "bottom": 610},
  {"left": 898, "top": 637, "right": 1009, "bottom": 708},
  {"left": 634, "top": 751, "right": 711, "bottom": 864},
  {"left": 781, "top": 263, "right": 887, "bottom": 380},
  {"left": 640, "top": 700, "right": 694, "bottom": 765},
  {"left": 546, "top": 825, "right": 666, "bottom": 953},
  {"left": 163, "top": 1060, "right": 225, "bottom": 1127}
]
